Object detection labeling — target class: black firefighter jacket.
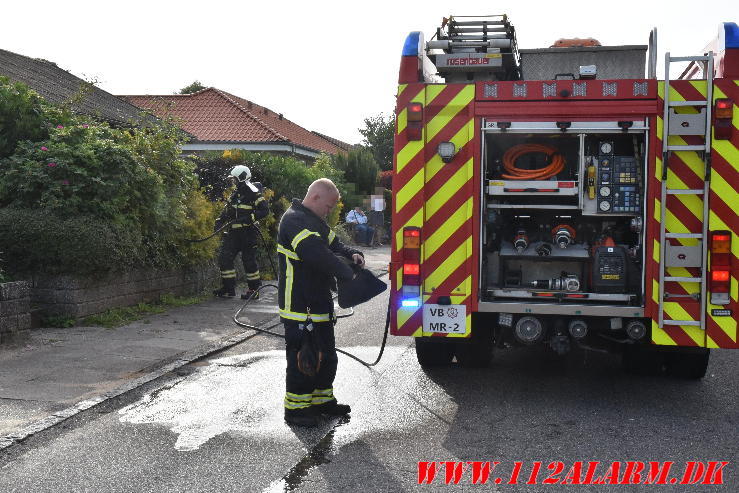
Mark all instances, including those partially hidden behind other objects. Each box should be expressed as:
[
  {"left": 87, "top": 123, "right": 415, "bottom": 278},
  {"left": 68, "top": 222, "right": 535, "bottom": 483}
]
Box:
[
  {"left": 218, "top": 182, "right": 269, "bottom": 231},
  {"left": 277, "top": 199, "right": 362, "bottom": 323}
]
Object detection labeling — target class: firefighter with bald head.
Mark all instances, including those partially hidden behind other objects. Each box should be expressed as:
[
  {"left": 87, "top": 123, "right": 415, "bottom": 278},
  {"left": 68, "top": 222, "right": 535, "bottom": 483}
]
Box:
[
  {"left": 213, "top": 165, "right": 269, "bottom": 299},
  {"left": 278, "top": 178, "right": 365, "bottom": 427}
]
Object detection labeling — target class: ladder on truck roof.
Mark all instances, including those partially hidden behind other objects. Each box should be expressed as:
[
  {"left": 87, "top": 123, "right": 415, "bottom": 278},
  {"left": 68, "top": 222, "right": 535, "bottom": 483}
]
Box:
[
  {"left": 427, "top": 15, "right": 520, "bottom": 81},
  {"left": 658, "top": 52, "right": 714, "bottom": 330}
]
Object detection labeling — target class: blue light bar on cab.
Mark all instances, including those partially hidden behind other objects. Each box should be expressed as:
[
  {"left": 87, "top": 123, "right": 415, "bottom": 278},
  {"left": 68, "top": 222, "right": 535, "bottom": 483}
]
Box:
[
  {"left": 401, "top": 299, "right": 420, "bottom": 308},
  {"left": 722, "top": 22, "right": 739, "bottom": 49},
  {"left": 402, "top": 32, "right": 422, "bottom": 56}
]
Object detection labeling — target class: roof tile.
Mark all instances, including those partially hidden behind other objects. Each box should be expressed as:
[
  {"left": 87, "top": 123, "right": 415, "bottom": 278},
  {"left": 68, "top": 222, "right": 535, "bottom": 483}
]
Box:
[{"left": 122, "top": 88, "right": 348, "bottom": 155}]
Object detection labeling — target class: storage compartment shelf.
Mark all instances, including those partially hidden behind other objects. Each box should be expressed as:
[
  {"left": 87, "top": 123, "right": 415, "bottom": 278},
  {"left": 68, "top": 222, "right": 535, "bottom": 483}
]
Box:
[
  {"left": 481, "top": 129, "right": 647, "bottom": 306},
  {"left": 490, "top": 289, "right": 633, "bottom": 302},
  {"left": 487, "top": 180, "right": 578, "bottom": 196},
  {"left": 487, "top": 203, "right": 580, "bottom": 210}
]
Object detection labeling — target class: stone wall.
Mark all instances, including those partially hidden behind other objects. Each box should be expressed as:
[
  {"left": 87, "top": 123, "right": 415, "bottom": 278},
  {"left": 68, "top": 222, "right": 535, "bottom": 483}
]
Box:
[
  {"left": 0, "top": 281, "right": 31, "bottom": 343},
  {"left": 28, "top": 263, "right": 219, "bottom": 319}
]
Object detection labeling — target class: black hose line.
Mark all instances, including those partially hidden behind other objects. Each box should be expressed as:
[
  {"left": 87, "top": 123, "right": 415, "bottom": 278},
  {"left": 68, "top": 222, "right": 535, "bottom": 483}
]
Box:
[
  {"left": 232, "top": 283, "right": 391, "bottom": 368},
  {"left": 231, "top": 228, "right": 391, "bottom": 368},
  {"left": 254, "top": 227, "right": 278, "bottom": 282},
  {"left": 185, "top": 219, "right": 236, "bottom": 243}
]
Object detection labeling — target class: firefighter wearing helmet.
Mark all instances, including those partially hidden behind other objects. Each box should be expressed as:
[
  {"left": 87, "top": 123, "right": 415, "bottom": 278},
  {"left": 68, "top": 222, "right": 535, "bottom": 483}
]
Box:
[{"left": 213, "top": 165, "right": 269, "bottom": 298}]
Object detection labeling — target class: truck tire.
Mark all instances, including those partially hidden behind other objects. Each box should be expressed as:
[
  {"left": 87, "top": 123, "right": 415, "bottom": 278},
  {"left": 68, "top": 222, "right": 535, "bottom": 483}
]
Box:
[
  {"left": 665, "top": 348, "right": 710, "bottom": 379},
  {"left": 455, "top": 325, "right": 494, "bottom": 368},
  {"left": 622, "top": 344, "right": 665, "bottom": 375},
  {"left": 415, "top": 338, "right": 455, "bottom": 367}
]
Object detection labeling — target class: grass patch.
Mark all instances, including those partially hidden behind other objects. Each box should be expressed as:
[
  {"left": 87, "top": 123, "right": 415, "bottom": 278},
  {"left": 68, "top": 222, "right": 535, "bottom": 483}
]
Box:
[
  {"left": 43, "top": 315, "right": 76, "bottom": 328},
  {"left": 159, "top": 292, "right": 210, "bottom": 307},
  {"left": 80, "top": 292, "right": 210, "bottom": 328}
]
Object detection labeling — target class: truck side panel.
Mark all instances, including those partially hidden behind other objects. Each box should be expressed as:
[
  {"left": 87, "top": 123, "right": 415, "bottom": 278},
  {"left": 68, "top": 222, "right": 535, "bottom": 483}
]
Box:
[
  {"left": 646, "top": 79, "right": 738, "bottom": 348},
  {"left": 391, "top": 83, "right": 480, "bottom": 337},
  {"left": 421, "top": 84, "right": 478, "bottom": 337},
  {"left": 706, "top": 79, "right": 738, "bottom": 349},
  {"left": 391, "top": 83, "right": 426, "bottom": 336}
]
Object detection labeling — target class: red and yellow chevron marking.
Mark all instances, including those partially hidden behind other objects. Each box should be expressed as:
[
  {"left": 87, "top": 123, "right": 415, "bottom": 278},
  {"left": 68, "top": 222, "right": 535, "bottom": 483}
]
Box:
[
  {"left": 706, "top": 79, "right": 739, "bottom": 349},
  {"left": 646, "top": 80, "right": 739, "bottom": 348},
  {"left": 391, "top": 83, "right": 479, "bottom": 338}
]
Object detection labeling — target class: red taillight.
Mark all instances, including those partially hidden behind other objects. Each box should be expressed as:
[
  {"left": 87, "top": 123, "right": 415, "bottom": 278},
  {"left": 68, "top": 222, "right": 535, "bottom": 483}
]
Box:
[
  {"left": 712, "top": 270, "right": 730, "bottom": 282},
  {"left": 714, "top": 98, "right": 734, "bottom": 140},
  {"left": 711, "top": 233, "right": 731, "bottom": 254},
  {"left": 406, "top": 103, "right": 423, "bottom": 141},
  {"left": 710, "top": 231, "right": 732, "bottom": 302},
  {"left": 403, "top": 228, "right": 421, "bottom": 248},
  {"left": 407, "top": 103, "right": 423, "bottom": 121},
  {"left": 715, "top": 98, "right": 733, "bottom": 119},
  {"left": 402, "top": 227, "right": 421, "bottom": 285}
]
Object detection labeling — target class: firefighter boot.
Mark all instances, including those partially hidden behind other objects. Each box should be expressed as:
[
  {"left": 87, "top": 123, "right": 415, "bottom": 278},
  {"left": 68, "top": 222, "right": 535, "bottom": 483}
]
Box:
[
  {"left": 240, "top": 289, "right": 260, "bottom": 300},
  {"left": 284, "top": 407, "right": 319, "bottom": 427},
  {"left": 313, "top": 399, "right": 351, "bottom": 417},
  {"left": 213, "top": 278, "right": 236, "bottom": 298},
  {"left": 241, "top": 279, "right": 262, "bottom": 300}
]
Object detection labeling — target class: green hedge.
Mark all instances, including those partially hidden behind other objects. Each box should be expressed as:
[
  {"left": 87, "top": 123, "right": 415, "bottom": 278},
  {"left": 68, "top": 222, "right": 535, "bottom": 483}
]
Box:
[{"left": 0, "top": 208, "right": 145, "bottom": 275}]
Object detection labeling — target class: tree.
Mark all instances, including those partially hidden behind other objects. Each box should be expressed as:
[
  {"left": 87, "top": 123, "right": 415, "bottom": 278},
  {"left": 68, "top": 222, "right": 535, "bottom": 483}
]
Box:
[
  {"left": 179, "top": 81, "right": 206, "bottom": 94},
  {"left": 331, "top": 147, "right": 379, "bottom": 209},
  {"left": 358, "top": 113, "right": 394, "bottom": 171}
]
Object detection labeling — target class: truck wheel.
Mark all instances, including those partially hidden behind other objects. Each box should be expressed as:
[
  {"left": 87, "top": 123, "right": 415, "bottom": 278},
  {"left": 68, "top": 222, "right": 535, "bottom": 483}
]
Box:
[
  {"left": 415, "top": 338, "right": 455, "bottom": 367},
  {"left": 666, "top": 348, "right": 710, "bottom": 379},
  {"left": 455, "top": 326, "right": 494, "bottom": 368},
  {"left": 622, "top": 344, "right": 665, "bottom": 375}
]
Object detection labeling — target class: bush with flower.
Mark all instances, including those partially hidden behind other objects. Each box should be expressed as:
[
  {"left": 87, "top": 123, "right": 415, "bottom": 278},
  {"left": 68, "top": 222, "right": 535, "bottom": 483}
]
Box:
[{"left": 0, "top": 78, "right": 218, "bottom": 275}]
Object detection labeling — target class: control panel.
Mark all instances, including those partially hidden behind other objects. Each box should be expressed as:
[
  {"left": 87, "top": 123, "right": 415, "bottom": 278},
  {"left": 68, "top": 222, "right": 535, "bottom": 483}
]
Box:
[{"left": 595, "top": 142, "right": 641, "bottom": 214}]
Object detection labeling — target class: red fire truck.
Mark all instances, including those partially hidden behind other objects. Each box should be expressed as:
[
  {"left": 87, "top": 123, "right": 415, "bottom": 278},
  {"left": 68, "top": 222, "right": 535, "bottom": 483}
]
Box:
[{"left": 390, "top": 15, "right": 738, "bottom": 377}]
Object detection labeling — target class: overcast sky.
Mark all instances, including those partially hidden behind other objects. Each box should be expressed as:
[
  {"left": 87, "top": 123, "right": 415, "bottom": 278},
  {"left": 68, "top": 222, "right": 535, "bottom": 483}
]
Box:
[{"left": 1, "top": 1, "right": 735, "bottom": 144}]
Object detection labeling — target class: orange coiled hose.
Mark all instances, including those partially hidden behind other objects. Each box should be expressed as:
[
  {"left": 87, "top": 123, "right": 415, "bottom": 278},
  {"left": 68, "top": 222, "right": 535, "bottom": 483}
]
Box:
[{"left": 501, "top": 144, "right": 565, "bottom": 180}]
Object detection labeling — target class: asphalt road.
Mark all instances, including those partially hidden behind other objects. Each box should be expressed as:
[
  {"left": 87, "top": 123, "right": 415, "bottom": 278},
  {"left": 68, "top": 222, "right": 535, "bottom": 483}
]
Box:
[{"left": 1, "top": 286, "right": 737, "bottom": 492}]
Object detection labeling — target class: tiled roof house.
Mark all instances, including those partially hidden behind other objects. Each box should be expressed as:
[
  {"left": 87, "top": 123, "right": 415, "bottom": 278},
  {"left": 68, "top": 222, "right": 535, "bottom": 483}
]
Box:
[
  {"left": 121, "top": 88, "right": 352, "bottom": 159},
  {"left": 0, "top": 48, "right": 151, "bottom": 126}
]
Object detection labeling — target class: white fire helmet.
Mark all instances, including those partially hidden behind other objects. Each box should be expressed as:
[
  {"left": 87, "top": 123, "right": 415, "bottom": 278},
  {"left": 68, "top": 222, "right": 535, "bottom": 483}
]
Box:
[{"left": 230, "top": 165, "right": 258, "bottom": 192}]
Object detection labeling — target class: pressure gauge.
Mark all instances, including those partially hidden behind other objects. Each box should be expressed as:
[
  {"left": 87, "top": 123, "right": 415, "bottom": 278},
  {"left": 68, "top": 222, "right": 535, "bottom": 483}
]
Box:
[
  {"left": 599, "top": 142, "right": 613, "bottom": 154},
  {"left": 599, "top": 200, "right": 611, "bottom": 212},
  {"left": 599, "top": 186, "right": 611, "bottom": 197}
]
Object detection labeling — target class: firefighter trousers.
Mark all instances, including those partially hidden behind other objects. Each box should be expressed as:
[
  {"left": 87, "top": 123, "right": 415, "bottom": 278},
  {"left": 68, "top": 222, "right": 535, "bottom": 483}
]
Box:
[
  {"left": 218, "top": 226, "right": 261, "bottom": 290},
  {"left": 283, "top": 319, "right": 339, "bottom": 412}
]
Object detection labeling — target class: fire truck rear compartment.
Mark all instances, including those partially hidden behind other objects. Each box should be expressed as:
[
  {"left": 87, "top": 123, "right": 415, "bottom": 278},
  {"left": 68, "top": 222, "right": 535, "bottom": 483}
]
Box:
[{"left": 480, "top": 129, "right": 647, "bottom": 344}]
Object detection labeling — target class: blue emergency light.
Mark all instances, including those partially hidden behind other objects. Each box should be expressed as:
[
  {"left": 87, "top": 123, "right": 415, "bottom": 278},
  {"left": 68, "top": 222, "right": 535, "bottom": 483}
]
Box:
[
  {"left": 722, "top": 22, "right": 739, "bottom": 49},
  {"left": 401, "top": 299, "right": 420, "bottom": 308},
  {"left": 402, "top": 32, "right": 421, "bottom": 56}
]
